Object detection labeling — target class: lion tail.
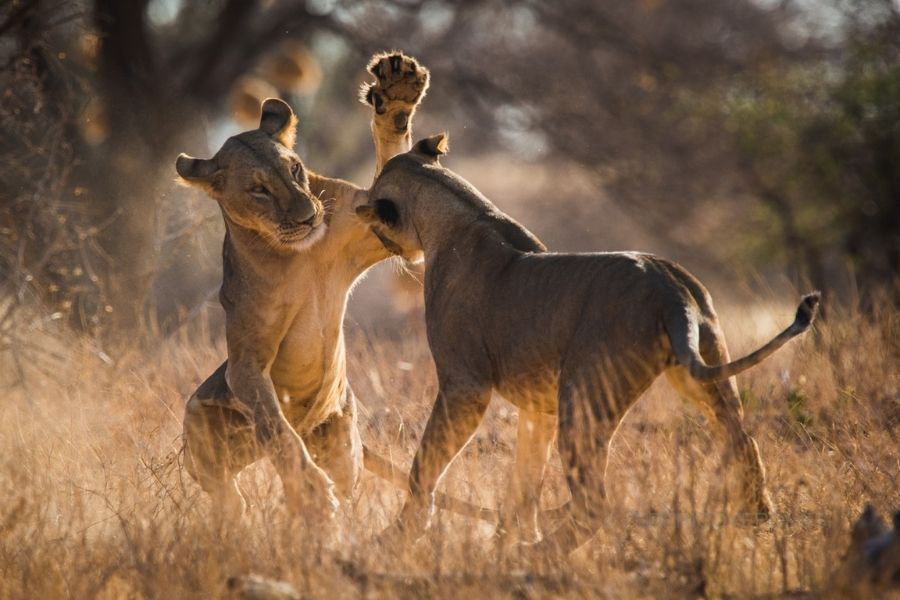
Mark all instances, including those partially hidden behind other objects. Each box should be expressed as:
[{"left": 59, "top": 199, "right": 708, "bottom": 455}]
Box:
[
  {"left": 665, "top": 292, "right": 820, "bottom": 383},
  {"left": 361, "top": 444, "right": 499, "bottom": 524}
]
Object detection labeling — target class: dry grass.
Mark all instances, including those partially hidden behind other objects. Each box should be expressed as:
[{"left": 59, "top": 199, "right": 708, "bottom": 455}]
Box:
[{"left": 0, "top": 291, "right": 897, "bottom": 599}]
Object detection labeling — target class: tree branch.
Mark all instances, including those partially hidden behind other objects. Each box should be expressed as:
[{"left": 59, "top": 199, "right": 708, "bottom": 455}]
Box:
[{"left": 183, "top": 0, "right": 256, "bottom": 98}]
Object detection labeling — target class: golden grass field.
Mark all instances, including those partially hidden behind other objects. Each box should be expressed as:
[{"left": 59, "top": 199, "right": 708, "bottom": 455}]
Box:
[{"left": 0, "top": 289, "right": 897, "bottom": 599}]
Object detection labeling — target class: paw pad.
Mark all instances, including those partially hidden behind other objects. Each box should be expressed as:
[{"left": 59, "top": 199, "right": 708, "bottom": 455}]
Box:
[{"left": 360, "top": 51, "right": 430, "bottom": 117}]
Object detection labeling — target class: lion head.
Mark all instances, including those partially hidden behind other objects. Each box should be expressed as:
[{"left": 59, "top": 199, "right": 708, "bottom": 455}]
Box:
[
  {"left": 357, "top": 133, "right": 545, "bottom": 263},
  {"left": 176, "top": 98, "right": 325, "bottom": 252},
  {"left": 354, "top": 134, "right": 450, "bottom": 264}
]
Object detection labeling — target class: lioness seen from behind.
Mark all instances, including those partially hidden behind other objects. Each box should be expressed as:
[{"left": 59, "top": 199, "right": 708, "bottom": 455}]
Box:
[{"left": 357, "top": 134, "right": 821, "bottom": 554}]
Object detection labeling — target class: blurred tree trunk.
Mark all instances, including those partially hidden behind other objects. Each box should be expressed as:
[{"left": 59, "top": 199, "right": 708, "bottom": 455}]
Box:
[{"left": 90, "top": 0, "right": 185, "bottom": 335}]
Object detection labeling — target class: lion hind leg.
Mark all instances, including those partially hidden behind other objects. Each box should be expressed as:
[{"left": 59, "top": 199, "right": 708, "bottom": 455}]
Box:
[
  {"left": 666, "top": 323, "right": 773, "bottom": 523},
  {"left": 539, "top": 354, "right": 654, "bottom": 555},
  {"left": 183, "top": 396, "right": 259, "bottom": 518},
  {"left": 499, "top": 408, "right": 557, "bottom": 544}
]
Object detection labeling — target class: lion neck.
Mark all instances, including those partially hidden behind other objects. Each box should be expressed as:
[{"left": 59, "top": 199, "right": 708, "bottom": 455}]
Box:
[
  {"left": 386, "top": 160, "right": 544, "bottom": 264},
  {"left": 220, "top": 175, "right": 389, "bottom": 406},
  {"left": 414, "top": 191, "right": 534, "bottom": 269},
  {"left": 405, "top": 175, "right": 545, "bottom": 305},
  {"left": 419, "top": 210, "right": 520, "bottom": 301},
  {"left": 308, "top": 172, "right": 390, "bottom": 274}
]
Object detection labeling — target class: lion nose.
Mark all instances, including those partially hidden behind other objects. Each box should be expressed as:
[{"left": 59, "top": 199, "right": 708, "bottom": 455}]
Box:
[{"left": 290, "top": 192, "right": 320, "bottom": 224}]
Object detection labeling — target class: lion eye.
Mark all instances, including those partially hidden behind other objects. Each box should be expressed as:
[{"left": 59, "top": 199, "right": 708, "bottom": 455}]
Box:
[
  {"left": 250, "top": 185, "right": 267, "bottom": 195},
  {"left": 290, "top": 163, "right": 301, "bottom": 178}
]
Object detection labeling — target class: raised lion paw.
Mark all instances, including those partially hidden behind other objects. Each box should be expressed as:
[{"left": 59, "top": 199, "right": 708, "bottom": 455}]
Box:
[{"left": 360, "top": 51, "right": 430, "bottom": 129}]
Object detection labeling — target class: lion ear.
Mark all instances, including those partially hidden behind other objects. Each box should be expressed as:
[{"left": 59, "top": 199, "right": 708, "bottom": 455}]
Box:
[
  {"left": 175, "top": 153, "right": 223, "bottom": 194},
  {"left": 259, "top": 97, "right": 298, "bottom": 148},
  {"left": 411, "top": 133, "right": 449, "bottom": 161},
  {"left": 355, "top": 205, "right": 378, "bottom": 224}
]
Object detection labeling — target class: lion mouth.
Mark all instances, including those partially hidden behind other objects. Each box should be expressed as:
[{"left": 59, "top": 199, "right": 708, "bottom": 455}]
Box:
[
  {"left": 278, "top": 213, "right": 326, "bottom": 248},
  {"left": 280, "top": 224, "right": 314, "bottom": 242}
]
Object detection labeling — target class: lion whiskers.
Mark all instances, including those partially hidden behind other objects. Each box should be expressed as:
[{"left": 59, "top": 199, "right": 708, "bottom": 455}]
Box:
[
  {"left": 390, "top": 256, "right": 422, "bottom": 284},
  {"left": 319, "top": 191, "right": 337, "bottom": 218}
]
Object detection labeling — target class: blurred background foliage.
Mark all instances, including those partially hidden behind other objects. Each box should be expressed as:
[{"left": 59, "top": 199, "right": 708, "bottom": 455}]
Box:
[{"left": 0, "top": 0, "right": 897, "bottom": 346}]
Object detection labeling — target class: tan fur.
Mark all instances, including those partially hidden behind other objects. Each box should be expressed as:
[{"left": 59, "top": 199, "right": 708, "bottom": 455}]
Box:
[
  {"left": 359, "top": 136, "right": 821, "bottom": 553},
  {"left": 177, "top": 55, "right": 442, "bottom": 517}
]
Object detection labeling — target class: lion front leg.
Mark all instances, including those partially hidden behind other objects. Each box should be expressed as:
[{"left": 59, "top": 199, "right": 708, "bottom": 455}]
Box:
[
  {"left": 360, "top": 51, "right": 430, "bottom": 176},
  {"left": 499, "top": 408, "right": 557, "bottom": 544},
  {"left": 225, "top": 354, "right": 340, "bottom": 518},
  {"left": 381, "top": 382, "right": 491, "bottom": 545}
]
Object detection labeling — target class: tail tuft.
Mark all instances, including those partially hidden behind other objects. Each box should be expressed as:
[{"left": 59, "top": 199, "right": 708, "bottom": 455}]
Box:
[{"left": 793, "top": 291, "right": 821, "bottom": 330}]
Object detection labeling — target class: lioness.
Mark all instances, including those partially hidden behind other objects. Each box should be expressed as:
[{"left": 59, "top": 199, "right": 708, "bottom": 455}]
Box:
[
  {"left": 176, "top": 54, "right": 489, "bottom": 520},
  {"left": 356, "top": 134, "right": 821, "bottom": 553}
]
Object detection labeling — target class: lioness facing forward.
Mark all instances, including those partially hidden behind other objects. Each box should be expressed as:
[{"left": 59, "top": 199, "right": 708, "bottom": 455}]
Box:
[
  {"left": 357, "top": 135, "right": 821, "bottom": 554},
  {"left": 175, "top": 54, "right": 489, "bottom": 519}
]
